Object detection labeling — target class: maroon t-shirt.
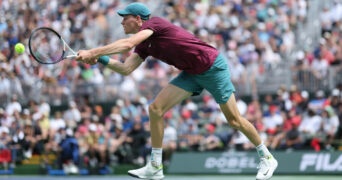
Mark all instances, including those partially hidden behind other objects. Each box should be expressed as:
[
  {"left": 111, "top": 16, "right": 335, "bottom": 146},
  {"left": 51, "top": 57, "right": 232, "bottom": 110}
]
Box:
[{"left": 134, "top": 17, "right": 219, "bottom": 74}]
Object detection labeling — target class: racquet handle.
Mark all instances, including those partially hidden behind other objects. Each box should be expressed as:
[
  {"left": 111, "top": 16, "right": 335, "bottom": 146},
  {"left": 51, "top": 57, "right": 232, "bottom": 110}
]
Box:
[{"left": 66, "top": 54, "right": 77, "bottom": 58}]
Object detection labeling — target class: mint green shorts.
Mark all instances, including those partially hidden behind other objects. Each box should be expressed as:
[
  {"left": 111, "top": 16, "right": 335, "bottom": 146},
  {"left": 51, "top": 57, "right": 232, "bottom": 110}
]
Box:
[{"left": 170, "top": 53, "right": 235, "bottom": 104}]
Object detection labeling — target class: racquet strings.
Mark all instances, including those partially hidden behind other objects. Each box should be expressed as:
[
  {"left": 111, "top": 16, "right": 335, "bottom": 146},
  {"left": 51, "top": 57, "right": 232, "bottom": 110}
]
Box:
[{"left": 30, "top": 28, "right": 64, "bottom": 64}]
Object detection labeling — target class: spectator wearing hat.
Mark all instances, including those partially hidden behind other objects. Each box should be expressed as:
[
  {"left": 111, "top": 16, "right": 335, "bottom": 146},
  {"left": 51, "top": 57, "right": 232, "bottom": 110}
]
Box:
[
  {"left": 270, "top": 109, "right": 302, "bottom": 150},
  {"left": 0, "top": 126, "right": 11, "bottom": 170},
  {"left": 106, "top": 106, "right": 123, "bottom": 133},
  {"left": 280, "top": 117, "right": 303, "bottom": 150},
  {"left": 321, "top": 106, "right": 340, "bottom": 150},
  {"left": 308, "top": 90, "right": 327, "bottom": 113},
  {"left": 199, "top": 123, "right": 223, "bottom": 151},
  {"left": 43, "top": 111, "right": 66, "bottom": 165},
  {"left": 63, "top": 101, "right": 81, "bottom": 129},
  {"left": 177, "top": 109, "right": 201, "bottom": 151},
  {"left": 0, "top": 107, "right": 14, "bottom": 128},
  {"left": 21, "top": 115, "right": 43, "bottom": 158},
  {"left": 5, "top": 94, "right": 21, "bottom": 116},
  {"left": 18, "top": 109, "right": 31, "bottom": 128},
  {"left": 298, "top": 108, "right": 323, "bottom": 150},
  {"left": 262, "top": 105, "right": 284, "bottom": 136},
  {"left": 298, "top": 90, "right": 310, "bottom": 113},
  {"left": 329, "top": 88, "right": 341, "bottom": 112}
]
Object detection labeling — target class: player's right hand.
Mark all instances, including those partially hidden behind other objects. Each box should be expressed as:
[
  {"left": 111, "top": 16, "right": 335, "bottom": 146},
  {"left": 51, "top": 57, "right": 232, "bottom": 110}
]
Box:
[{"left": 76, "top": 50, "right": 97, "bottom": 65}]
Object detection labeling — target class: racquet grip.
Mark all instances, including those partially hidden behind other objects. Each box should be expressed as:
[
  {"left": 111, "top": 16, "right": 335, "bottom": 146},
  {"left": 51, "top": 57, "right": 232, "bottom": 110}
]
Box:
[{"left": 98, "top": 56, "right": 110, "bottom": 65}]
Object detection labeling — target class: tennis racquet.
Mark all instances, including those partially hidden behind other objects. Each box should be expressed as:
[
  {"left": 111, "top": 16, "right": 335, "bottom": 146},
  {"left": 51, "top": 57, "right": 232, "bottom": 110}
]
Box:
[{"left": 28, "top": 27, "right": 109, "bottom": 65}]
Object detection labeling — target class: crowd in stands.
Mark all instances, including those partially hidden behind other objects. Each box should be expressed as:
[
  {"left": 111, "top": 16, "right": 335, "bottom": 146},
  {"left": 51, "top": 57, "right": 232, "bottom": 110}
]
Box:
[
  {"left": 0, "top": 0, "right": 342, "bottom": 174},
  {"left": 292, "top": 0, "right": 342, "bottom": 90}
]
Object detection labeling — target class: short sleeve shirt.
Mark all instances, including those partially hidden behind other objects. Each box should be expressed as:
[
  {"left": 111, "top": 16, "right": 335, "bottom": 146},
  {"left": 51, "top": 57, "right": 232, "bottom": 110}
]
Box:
[{"left": 134, "top": 17, "right": 219, "bottom": 74}]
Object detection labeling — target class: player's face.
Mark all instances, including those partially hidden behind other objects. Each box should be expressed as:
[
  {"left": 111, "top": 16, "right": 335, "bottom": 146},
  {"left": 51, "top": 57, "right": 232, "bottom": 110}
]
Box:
[{"left": 121, "top": 15, "right": 141, "bottom": 34}]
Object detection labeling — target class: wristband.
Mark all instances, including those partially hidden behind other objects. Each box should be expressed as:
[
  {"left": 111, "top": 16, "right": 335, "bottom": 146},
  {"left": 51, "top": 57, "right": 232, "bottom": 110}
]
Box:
[{"left": 97, "top": 56, "right": 110, "bottom": 65}]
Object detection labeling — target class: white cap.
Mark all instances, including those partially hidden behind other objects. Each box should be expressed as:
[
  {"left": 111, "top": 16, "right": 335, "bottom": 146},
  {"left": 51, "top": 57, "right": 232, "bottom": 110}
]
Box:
[
  {"left": 301, "top": 90, "right": 309, "bottom": 99},
  {"left": 66, "top": 128, "right": 74, "bottom": 136},
  {"left": 332, "top": 88, "right": 340, "bottom": 96},
  {"left": 0, "top": 126, "right": 9, "bottom": 134},
  {"left": 296, "top": 51, "right": 305, "bottom": 60},
  {"left": 69, "top": 101, "right": 77, "bottom": 108},
  {"left": 316, "top": 90, "right": 324, "bottom": 98},
  {"left": 23, "top": 109, "right": 30, "bottom": 115},
  {"left": 89, "top": 123, "right": 97, "bottom": 132},
  {"left": 116, "top": 99, "right": 124, "bottom": 107},
  {"left": 91, "top": 115, "right": 99, "bottom": 122}
]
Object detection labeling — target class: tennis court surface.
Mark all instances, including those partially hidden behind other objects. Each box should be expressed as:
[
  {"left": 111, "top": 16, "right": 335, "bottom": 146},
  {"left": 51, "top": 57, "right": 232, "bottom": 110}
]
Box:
[{"left": 1, "top": 175, "right": 341, "bottom": 180}]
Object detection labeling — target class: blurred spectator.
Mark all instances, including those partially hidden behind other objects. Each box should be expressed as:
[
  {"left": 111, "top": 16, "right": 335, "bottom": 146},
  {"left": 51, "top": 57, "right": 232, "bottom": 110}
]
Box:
[
  {"left": 109, "top": 124, "right": 129, "bottom": 164},
  {"left": 298, "top": 90, "right": 310, "bottom": 113},
  {"left": 199, "top": 123, "right": 223, "bottom": 151},
  {"left": 63, "top": 101, "right": 81, "bottom": 129},
  {"left": 280, "top": 119, "right": 302, "bottom": 151},
  {"left": 308, "top": 90, "right": 327, "bottom": 112},
  {"left": 162, "top": 114, "right": 177, "bottom": 165},
  {"left": 21, "top": 118, "right": 42, "bottom": 158},
  {"left": 9, "top": 125, "right": 25, "bottom": 167},
  {"left": 270, "top": 109, "right": 302, "bottom": 150},
  {"left": 335, "top": 103, "right": 342, "bottom": 140},
  {"left": 0, "top": 108, "right": 13, "bottom": 128},
  {"left": 0, "top": 126, "right": 11, "bottom": 170},
  {"left": 5, "top": 94, "right": 21, "bottom": 116},
  {"left": 321, "top": 106, "right": 339, "bottom": 150},
  {"left": 298, "top": 108, "right": 323, "bottom": 151},
  {"left": 38, "top": 97, "right": 51, "bottom": 117},
  {"left": 49, "top": 111, "right": 66, "bottom": 133},
  {"left": 329, "top": 89, "right": 341, "bottom": 111},
  {"left": 263, "top": 105, "right": 284, "bottom": 136},
  {"left": 229, "top": 130, "right": 254, "bottom": 151},
  {"left": 177, "top": 109, "right": 201, "bottom": 151},
  {"left": 58, "top": 128, "right": 79, "bottom": 174},
  {"left": 125, "top": 119, "right": 149, "bottom": 166}
]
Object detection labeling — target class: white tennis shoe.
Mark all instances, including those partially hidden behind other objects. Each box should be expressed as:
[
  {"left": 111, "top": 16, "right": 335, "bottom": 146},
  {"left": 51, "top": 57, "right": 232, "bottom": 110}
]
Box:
[
  {"left": 128, "top": 162, "right": 164, "bottom": 180},
  {"left": 256, "top": 155, "right": 278, "bottom": 180}
]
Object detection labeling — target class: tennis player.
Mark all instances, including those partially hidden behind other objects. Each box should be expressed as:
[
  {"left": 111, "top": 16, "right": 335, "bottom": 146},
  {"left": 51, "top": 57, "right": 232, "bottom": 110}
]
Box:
[{"left": 76, "top": 2, "right": 278, "bottom": 180}]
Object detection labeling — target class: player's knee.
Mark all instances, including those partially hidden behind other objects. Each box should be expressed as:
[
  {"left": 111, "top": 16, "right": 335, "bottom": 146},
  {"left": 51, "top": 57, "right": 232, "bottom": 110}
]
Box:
[
  {"left": 227, "top": 117, "right": 243, "bottom": 130},
  {"left": 148, "top": 103, "right": 164, "bottom": 118}
]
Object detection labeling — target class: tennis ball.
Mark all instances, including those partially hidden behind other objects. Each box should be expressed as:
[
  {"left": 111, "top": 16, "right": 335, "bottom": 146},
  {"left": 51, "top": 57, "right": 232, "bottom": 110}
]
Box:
[{"left": 15, "top": 43, "right": 25, "bottom": 54}]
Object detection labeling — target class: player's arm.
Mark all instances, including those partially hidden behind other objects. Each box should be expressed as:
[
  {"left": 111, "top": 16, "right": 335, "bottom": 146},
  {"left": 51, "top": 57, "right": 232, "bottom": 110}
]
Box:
[
  {"left": 91, "top": 29, "right": 153, "bottom": 58},
  {"left": 105, "top": 52, "right": 144, "bottom": 76}
]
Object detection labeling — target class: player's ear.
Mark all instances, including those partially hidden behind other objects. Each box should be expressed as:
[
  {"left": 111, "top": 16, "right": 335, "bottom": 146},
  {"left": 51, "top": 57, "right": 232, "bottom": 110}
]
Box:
[
  {"left": 136, "top": 15, "right": 142, "bottom": 21},
  {"left": 136, "top": 15, "right": 144, "bottom": 25}
]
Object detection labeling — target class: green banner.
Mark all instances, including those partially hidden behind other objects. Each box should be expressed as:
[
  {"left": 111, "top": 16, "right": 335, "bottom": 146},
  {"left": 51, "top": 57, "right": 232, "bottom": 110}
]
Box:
[{"left": 168, "top": 151, "right": 342, "bottom": 174}]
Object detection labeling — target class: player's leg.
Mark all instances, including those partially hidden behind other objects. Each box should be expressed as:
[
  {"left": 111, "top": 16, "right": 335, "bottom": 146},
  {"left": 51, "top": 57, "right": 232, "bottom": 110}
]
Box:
[
  {"left": 196, "top": 53, "right": 277, "bottom": 180},
  {"left": 149, "top": 84, "right": 192, "bottom": 148},
  {"left": 219, "top": 94, "right": 278, "bottom": 180},
  {"left": 219, "top": 93, "right": 261, "bottom": 146},
  {"left": 128, "top": 83, "right": 192, "bottom": 179}
]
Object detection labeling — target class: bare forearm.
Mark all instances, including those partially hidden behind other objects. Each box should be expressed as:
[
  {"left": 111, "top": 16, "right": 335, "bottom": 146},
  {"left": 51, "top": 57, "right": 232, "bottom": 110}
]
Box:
[
  {"left": 90, "top": 39, "right": 134, "bottom": 57},
  {"left": 106, "top": 58, "right": 131, "bottom": 76}
]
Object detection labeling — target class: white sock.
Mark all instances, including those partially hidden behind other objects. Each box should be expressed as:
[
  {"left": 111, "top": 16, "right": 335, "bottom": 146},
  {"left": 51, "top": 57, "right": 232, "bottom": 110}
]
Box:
[
  {"left": 256, "top": 143, "right": 271, "bottom": 158},
  {"left": 150, "top": 148, "right": 163, "bottom": 167}
]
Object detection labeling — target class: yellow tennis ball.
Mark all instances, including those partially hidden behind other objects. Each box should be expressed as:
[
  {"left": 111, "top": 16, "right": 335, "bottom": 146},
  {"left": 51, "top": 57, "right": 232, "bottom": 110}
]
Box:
[{"left": 15, "top": 43, "right": 25, "bottom": 54}]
